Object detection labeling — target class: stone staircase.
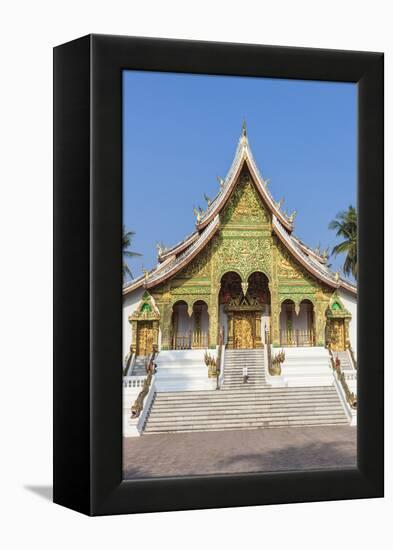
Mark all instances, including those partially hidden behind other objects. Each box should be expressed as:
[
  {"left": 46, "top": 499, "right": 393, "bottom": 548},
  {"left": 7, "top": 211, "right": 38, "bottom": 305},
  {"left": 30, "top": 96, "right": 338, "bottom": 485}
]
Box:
[
  {"left": 333, "top": 350, "right": 355, "bottom": 372},
  {"left": 142, "top": 349, "right": 348, "bottom": 434},
  {"left": 222, "top": 349, "right": 266, "bottom": 388},
  {"left": 131, "top": 356, "right": 149, "bottom": 376}
]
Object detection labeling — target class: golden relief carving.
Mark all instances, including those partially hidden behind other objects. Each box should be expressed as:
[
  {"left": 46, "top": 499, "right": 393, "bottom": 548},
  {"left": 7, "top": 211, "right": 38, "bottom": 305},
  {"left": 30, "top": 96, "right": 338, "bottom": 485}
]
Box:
[
  {"left": 150, "top": 171, "right": 339, "bottom": 350},
  {"left": 221, "top": 172, "right": 270, "bottom": 226},
  {"left": 217, "top": 237, "right": 272, "bottom": 278},
  {"left": 277, "top": 246, "right": 304, "bottom": 280},
  {"left": 329, "top": 319, "right": 346, "bottom": 351},
  {"left": 233, "top": 313, "right": 255, "bottom": 349},
  {"left": 176, "top": 241, "right": 212, "bottom": 279},
  {"left": 278, "top": 255, "right": 303, "bottom": 279},
  {"left": 136, "top": 321, "right": 154, "bottom": 356}
]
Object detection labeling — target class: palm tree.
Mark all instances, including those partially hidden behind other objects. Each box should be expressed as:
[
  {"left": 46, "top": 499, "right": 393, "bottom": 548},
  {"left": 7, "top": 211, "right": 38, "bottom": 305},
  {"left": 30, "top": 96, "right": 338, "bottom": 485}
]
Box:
[
  {"left": 122, "top": 226, "right": 141, "bottom": 281},
  {"left": 328, "top": 205, "right": 357, "bottom": 280}
]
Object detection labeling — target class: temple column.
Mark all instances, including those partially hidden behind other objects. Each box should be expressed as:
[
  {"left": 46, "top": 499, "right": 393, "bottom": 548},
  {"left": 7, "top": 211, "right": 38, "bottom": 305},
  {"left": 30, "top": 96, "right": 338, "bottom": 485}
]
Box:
[
  {"left": 315, "top": 301, "right": 327, "bottom": 347},
  {"left": 344, "top": 318, "right": 350, "bottom": 349},
  {"left": 227, "top": 312, "right": 234, "bottom": 349},
  {"left": 270, "top": 290, "right": 280, "bottom": 347},
  {"left": 152, "top": 320, "right": 160, "bottom": 351},
  {"left": 208, "top": 292, "right": 219, "bottom": 348},
  {"left": 255, "top": 312, "right": 263, "bottom": 348},
  {"left": 130, "top": 319, "right": 138, "bottom": 354},
  {"left": 160, "top": 302, "right": 172, "bottom": 350}
]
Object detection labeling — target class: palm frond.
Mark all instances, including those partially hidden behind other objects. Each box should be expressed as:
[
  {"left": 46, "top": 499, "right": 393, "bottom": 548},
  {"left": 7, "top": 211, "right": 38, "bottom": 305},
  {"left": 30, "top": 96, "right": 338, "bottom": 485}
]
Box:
[
  {"left": 123, "top": 250, "right": 142, "bottom": 258},
  {"left": 329, "top": 206, "right": 357, "bottom": 280},
  {"left": 331, "top": 240, "right": 352, "bottom": 256},
  {"left": 122, "top": 225, "right": 141, "bottom": 281}
]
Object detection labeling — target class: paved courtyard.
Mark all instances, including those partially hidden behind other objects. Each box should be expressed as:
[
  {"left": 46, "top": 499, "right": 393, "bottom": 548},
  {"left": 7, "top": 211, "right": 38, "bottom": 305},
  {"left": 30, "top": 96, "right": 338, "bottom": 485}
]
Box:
[{"left": 123, "top": 425, "right": 356, "bottom": 479}]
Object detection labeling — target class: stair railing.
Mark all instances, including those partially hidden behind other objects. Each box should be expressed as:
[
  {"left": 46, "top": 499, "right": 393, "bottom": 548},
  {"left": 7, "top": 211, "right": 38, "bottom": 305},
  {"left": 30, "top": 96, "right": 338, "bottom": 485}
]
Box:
[
  {"left": 123, "top": 345, "right": 136, "bottom": 376},
  {"left": 328, "top": 347, "right": 357, "bottom": 409},
  {"left": 348, "top": 346, "right": 358, "bottom": 370},
  {"left": 264, "top": 328, "right": 274, "bottom": 376},
  {"left": 131, "top": 348, "right": 158, "bottom": 418},
  {"left": 216, "top": 326, "right": 225, "bottom": 389}
]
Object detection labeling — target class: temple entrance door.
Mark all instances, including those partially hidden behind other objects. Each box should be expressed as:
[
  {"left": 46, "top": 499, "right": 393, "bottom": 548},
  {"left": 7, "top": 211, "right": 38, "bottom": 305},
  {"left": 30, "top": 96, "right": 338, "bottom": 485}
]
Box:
[
  {"left": 330, "top": 319, "right": 345, "bottom": 352},
  {"left": 136, "top": 321, "right": 154, "bottom": 356},
  {"left": 233, "top": 313, "right": 255, "bottom": 349}
]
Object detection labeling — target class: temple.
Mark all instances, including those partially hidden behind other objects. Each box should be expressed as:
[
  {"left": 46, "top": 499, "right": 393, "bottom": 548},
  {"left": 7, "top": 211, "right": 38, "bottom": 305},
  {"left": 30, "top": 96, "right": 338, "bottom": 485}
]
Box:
[{"left": 122, "top": 124, "right": 357, "bottom": 436}]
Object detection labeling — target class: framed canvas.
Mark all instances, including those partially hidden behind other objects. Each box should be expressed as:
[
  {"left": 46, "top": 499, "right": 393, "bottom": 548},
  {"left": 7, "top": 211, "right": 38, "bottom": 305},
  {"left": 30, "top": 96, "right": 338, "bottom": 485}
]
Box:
[{"left": 53, "top": 34, "right": 384, "bottom": 516}]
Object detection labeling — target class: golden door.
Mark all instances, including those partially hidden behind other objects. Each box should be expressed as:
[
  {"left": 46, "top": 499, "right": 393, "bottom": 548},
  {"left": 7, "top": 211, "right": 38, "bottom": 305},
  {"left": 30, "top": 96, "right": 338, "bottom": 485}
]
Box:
[
  {"left": 233, "top": 313, "right": 255, "bottom": 349},
  {"left": 136, "top": 321, "right": 154, "bottom": 356},
  {"left": 330, "top": 319, "right": 345, "bottom": 351}
]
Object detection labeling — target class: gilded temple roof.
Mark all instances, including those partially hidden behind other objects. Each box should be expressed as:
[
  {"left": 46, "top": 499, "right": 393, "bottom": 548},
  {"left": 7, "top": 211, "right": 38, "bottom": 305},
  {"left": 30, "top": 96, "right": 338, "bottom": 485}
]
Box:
[
  {"left": 195, "top": 122, "right": 295, "bottom": 232},
  {"left": 123, "top": 125, "right": 357, "bottom": 296}
]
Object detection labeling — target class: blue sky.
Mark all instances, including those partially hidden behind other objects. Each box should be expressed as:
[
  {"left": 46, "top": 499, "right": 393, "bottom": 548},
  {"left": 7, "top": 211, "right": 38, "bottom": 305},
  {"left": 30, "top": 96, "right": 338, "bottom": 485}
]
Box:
[{"left": 123, "top": 71, "right": 356, "bottom": 280}]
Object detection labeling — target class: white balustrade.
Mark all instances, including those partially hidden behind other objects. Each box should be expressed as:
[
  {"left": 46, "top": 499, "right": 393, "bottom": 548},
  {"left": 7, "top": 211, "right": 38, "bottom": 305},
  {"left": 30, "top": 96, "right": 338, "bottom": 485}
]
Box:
[{"left": 122, "top": 375, "right": 147, "bottom": 388}]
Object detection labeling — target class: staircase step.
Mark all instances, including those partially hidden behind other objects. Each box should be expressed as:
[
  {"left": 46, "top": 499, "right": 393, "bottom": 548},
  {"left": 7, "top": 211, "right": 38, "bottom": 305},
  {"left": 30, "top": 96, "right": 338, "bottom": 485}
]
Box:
[
  {"left": 144, "top": 417, "right": 348, "bottom": 433},
  {"left": 154, "top": 387, "right": 337, "bottom": 398},
  {"left": 150, "top": 405, "right": 343, "bottom": 424},
  {"left": 141, "top": 347, "right": 348, "bottom": 434}
]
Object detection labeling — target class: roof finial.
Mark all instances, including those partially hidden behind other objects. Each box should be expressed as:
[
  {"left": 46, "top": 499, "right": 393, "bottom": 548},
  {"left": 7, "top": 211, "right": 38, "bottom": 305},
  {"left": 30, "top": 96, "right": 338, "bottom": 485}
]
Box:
[{"left": 242, "top": 119, "right": 247, "bottom": 137}]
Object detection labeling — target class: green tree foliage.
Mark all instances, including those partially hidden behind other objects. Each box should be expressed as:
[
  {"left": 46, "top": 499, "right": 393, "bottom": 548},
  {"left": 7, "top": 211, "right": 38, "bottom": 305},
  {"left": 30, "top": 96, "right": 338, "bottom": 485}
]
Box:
[
  {"left": 123, "top": 226, "right": 141, "bottom": 281},
  {"left": 329, "top": 205, "right": 357, "bottom": 280}
]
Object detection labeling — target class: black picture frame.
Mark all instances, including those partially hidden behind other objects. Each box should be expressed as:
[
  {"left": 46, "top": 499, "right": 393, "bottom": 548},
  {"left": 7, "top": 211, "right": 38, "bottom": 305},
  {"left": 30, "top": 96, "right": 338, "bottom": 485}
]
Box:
[{"left": 53, "top": 34, "right": 384, "bottom": 516}]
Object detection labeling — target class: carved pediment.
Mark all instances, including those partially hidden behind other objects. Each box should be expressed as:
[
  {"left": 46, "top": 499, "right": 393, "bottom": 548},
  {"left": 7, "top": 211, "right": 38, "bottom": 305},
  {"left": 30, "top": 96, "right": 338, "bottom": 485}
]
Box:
[
  {"left": 326, "top": 294, "right": 351, "bottom": 319},
  {"left": 129, "top": 291, "right": 161, "bottom": 321},
  {"left": 225, "top": 293, "right": 264, "bottom": 313},
  {"left": 221, "top": 170, "right": 270, "bottom": 226}
]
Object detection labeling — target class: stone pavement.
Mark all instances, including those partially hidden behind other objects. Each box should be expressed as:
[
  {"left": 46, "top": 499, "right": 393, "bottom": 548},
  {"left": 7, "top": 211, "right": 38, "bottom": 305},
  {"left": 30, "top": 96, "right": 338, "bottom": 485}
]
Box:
[{"left": 123, "top": 425, "right": 356, "bottom": 479}]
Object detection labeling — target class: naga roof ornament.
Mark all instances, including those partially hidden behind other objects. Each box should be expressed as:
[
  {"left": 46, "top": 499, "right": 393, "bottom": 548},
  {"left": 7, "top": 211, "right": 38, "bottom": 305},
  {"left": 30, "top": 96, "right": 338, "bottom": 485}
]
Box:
[
  {"left": 216, "top": 176, "right": 225, "bottom": 188},
  {"left": 203, "top": 193, "right": 212, "bottom": 207}
]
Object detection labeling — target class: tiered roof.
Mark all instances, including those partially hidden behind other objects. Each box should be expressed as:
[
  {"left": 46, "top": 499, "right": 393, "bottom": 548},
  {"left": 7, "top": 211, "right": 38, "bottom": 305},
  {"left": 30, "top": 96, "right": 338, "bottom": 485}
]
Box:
[{"left": 123, "top": 124, "right": 356, "bottom": 296}]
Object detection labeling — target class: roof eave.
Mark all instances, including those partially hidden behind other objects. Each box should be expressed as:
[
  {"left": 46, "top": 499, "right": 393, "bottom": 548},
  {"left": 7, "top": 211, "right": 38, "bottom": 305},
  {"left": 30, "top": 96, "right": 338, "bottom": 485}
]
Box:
[
  {"left": 338, "top": 280, "right": 357, "bottom": 296},
  {"left": 196, "top": 155, "right": 293, "bottom": 232},
  {"left": 272, "top": 222, "right": 339, "bottom": 290},
  {"left": 158, "top": 231, "right": 199, "bottom": 261},
  {"left": 145, "top": 218, "right": 220, "bottom": 289},
  {"left": 122, "top": 277, "right": 146, "bottom": 296}
]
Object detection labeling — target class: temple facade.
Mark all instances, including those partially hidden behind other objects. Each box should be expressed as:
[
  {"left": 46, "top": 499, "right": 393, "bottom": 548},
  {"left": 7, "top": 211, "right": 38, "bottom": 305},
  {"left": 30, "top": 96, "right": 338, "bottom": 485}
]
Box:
[{"left": 123, "top": 125, "right": 357, "bottom": 362}]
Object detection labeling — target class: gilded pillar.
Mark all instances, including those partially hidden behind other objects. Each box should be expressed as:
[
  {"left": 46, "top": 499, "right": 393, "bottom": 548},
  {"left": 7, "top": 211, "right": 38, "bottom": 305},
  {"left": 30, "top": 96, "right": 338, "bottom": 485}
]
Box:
[
  {"left": 160, "top": 302, "right": 172, "bottom": 350},
  {"left": 270, "top": 290, "right": 280, "bottom": 347},
  {"left": 255, "top": 312, "right": 263, "bottom": 348},
  {"left": 130, "top": 319, "right": 138, "bottom": 351},
  {"left": 315, "top": 301, "right": 327, "bottom": 347},
  {"left": 152, "top": 320, "right": 160, "bottom": 351},
  {"left": 344, "top": 318, "right": 350, "bottom": 349},
  {"left": 227, "top": 312, "right": 234, "bottom": 349},
  {"left": 208, "top": 292, "right": 219, "bottom": 348}
]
